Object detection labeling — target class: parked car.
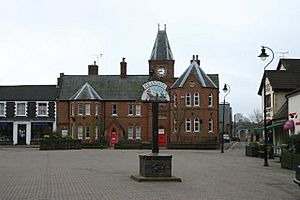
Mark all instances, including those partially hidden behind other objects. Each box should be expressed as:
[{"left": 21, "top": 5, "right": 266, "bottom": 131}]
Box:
[
  {"left": 223, "top": 134, "right": 230, "bottom": 143},
  {"left": 294, "top": 165, "right": 300, "bottom": 187}
]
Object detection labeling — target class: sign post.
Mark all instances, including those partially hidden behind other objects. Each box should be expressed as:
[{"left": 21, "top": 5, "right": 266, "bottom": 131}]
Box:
[{"left": 130, "top": 81, "right": 181, "bottom": 182}]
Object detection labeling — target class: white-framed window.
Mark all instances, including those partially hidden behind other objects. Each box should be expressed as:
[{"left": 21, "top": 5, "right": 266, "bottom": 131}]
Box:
[
  {"left": 173, "top": 119, "right": 177, "bottom": 133},
  {"left": 128, "top": 104, "right": 133, "bottom": 116},
  {"left": 185, "top": 118, "right": 191, "bottom": 132},
  {"left": 78, "top": 126, "right": 83, "bottom": 139},
  {"left": 16, "top": 102, "right": 26, "bottom": 116},
  {"left": 186, "top": 93, "right": 191, "bottom": 107},
  {"left": 78, "top": 103, "right": 83, "bottom": 115},
  {"left": 209, "top": 118, "right": 213, "bottom": 133},
  {"left": 194, "top": 93, "right": 200, "bottom": 107},
  {"left": 95, "top": 103, "right": 99, "bottom": 116},
  {"left": 128, "top": 126, "right": 133, "bottom": 140},
  {"left": 85, "top": 126, "right": 90, "bottom": 139},
  {"left": 112, "top": 104, "right": 117, "bottom": 116},
  {"left": 95, "top": 126, "right": 98, "bottom": 139},
  {"left": 136, "top": 126, "right": 141, "bottom": 140},
  {"left": 0, "top": 102, "right": 6, "bottom": 117},
  {"left": 37, "top": 102, "right": 48, "bottom": 116},
  {"left": 173, "top": 94, "right": 177, "bottom": 107},
  {"left": 85, "top": 103, "right": 91, "bottom": 116},
  {"left": 194, "top": 118, "right": 200, "bottom": 133},
  {"left": 135, "top": 104, "right": 141, "bottom": 116},
  {"left": 71, "top": 103, "right": 74, "bottom": 116},
  {"left": 208, "top": 93, "right": 213, "bottom": 107}
]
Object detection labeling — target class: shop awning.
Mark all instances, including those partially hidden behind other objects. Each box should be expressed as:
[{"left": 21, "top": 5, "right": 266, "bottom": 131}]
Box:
[{"left": 254, "top": 123, "right": 284, "bottom": 131}]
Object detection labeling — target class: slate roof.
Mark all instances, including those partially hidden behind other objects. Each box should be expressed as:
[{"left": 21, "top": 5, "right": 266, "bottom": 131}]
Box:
[
  {"left": 0, "top": 85, "right": 58, "bottom": 101},
  {"left": 171, "top": 61, "right": 218, "bottom": 89},
  {"left": 58, "top": 75, "right": 149, "bottom": 100},
  {"left": 258, "top": 69, "right": 300, "bottom": 95},
  {"left": 149, "top": 30, "right": 174, "bottom": 61},
  {"left": 276, "top": 58, "right": 300, "bottom": 70}
]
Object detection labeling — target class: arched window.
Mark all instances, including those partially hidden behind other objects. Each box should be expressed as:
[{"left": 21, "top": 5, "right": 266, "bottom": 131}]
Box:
[
  {"left": 208, "top": 93, "right": 213, "bottom": 107},
  {"left": 173, "top": 119, "right": 177, "bottom": 133},
  {"left": 194, "top": 118, "right": 200, "bottom": 133},
  {"left": 173, "top": 94, "right": 177, "bottom": 108},
  {"left": 194, "top": 92, "right": 200, "bottom": 107},
  {"left": 185, "top": 118, "right": 191, "bottom": 132},
  {"left": 186, "top": 93, "right": 191, "bottom": 107},
  {"left": 209, "top": 118, "right": 213, "bottom": 133}
]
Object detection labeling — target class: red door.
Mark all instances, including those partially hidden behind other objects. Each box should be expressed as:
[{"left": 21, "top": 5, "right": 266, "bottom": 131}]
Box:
[
  {"left": 110, "top": 128, "right": 119, "bottom": 146},
  {"left": 158, "top": 128, "right": 167, "bottom": 145}
]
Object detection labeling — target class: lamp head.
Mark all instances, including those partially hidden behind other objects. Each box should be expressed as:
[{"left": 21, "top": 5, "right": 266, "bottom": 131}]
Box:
[
  {"left": 258, "top": 47, "right": 269, "bottom": 61},
  {"left": 222, "top": 84, "right": 228, "bottom": 93}
]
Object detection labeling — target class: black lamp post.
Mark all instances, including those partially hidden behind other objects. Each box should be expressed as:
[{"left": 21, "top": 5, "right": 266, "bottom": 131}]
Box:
[
  {"left": 221, "top": 83, "right": 230, "bottom": 153},
  {"left": 258, "top": 46, "right": 274, "bottom": 166}
]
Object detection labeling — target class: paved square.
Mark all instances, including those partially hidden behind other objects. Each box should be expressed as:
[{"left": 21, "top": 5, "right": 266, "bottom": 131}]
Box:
[{"left": 0, "top": 144, "right": 299, "bottom": 200}]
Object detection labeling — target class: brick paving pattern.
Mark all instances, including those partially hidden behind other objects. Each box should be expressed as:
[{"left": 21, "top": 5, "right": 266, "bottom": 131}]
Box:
[{"left": 0, "top": 145, "right": 299, "bottom": 200}]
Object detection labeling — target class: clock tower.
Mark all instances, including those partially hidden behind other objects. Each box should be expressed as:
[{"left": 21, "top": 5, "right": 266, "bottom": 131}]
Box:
[{"left": 149, "top": 24, "right": 175, "bottom": 87}]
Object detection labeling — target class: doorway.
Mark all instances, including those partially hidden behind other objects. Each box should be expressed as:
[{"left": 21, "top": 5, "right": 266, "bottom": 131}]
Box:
[
  {"left": 17, "top": 124, "right": 26, "bottom": 145},
  {"left": 158, "top": 128, "right": 167, "bottom": 145},
  {"left": 110, "top": 128, "right": 119, "bottom": 147}
]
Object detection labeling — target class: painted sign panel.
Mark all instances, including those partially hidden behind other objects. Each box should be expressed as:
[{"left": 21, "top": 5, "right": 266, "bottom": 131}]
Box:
[{"left": 141, "top": 81, "right": 170, "bottom": 102}]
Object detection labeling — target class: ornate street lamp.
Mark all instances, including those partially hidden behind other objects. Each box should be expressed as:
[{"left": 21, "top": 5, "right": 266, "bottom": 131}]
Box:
[
  {"left": 221, "top": 83, "right": 230, "bottom": 153},
  {"left": 258, "top": 46, "right": 274, "bottom": 166}
]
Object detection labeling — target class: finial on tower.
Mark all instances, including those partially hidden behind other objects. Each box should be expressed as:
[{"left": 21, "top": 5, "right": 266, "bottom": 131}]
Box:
[
  {"left": 158, "top": 23, "right": 160, "bottom": 31},
  {"left": 164, "top": 24, "right": 166, "bottom": 31}
]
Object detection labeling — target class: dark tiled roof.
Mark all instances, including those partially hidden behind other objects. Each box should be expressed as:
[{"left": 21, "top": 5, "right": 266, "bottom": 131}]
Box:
[
  {"left": 171, "top": 61, "right": 218, "bottom": 89},
  {"left": 207, "top": 74, "right": 219, "bottom": 88},
  {"left": 149, "top": 30, "right": 174, "bottom": 61},
  {"left": 276, "top": 58, "right": 300, "bottom": 70},
  {"left": 258, "top": 69, "right": 300, "bottom": 95},
  {"left": 59, "top": 75, "right": 149, "bottom": 100},
  {"left": 286, "top": 87, "right": 300, "bottom": 98},
  {"left": 0, "top": 85, "right": 58, "bottom": 101}
]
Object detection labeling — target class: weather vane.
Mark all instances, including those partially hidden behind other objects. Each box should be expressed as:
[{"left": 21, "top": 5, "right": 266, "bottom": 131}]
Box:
[{"left": 276, "top": 51, "right": 289, "bottom": 58}]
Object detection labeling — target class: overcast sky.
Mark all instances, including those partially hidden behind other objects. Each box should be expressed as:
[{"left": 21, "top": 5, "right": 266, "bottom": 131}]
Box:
[{"left": 1, "top": 0, "right": 300, "bottom": 117}]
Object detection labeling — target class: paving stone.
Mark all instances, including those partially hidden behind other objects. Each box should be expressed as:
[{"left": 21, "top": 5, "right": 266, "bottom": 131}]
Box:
[{"left": 0, "top": 146, "right": 299, "bottom": 200}]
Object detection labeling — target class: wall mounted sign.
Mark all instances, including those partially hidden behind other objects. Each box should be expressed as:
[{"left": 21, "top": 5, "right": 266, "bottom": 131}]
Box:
[{"left": 141, "top": 81, "right": 170, "bottom": 102}]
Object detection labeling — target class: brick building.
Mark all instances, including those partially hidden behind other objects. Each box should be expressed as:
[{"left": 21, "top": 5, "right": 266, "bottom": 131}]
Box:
[{"left": 56, "top": 27, "right": 220, "bottom": 146}]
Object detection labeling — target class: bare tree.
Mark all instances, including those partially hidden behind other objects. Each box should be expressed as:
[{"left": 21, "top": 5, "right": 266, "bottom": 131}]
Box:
[{"left": 249, "top": 109, "right": 263, "bottom": 123}]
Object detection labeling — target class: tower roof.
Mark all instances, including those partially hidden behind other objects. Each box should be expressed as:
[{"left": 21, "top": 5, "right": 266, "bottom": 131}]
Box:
[{"left": 149, "top": 25, "right": 174, "bottom": 61}]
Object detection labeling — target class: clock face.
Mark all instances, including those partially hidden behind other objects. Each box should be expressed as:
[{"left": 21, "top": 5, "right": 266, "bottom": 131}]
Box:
[{"left": 156, "top": 66, "right": 167, "bottom": 77}]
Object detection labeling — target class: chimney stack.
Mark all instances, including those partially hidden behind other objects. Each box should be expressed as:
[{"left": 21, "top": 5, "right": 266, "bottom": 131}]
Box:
[
  {"left": 57, "top": 73, "right": 64, "bottom": 87},
  {"left": 120, "top": 57, "right": 127, "bottom": 79},
  {"left": 88, "top": 61, "right": 98, "bottom": 75}
]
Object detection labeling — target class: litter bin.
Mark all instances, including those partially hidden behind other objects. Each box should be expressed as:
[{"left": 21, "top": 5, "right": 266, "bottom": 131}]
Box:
[{"left": 294, "top": 165, "right": 300, "bottom": 187}]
